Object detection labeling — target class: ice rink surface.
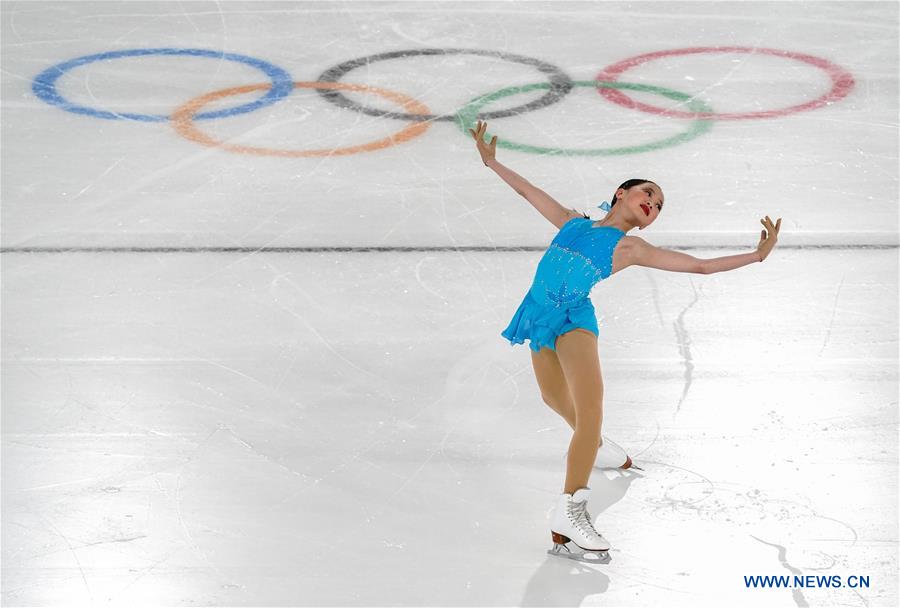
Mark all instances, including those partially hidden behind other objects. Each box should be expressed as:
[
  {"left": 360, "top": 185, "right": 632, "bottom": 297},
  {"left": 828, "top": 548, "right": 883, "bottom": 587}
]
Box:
[{"left": 1, "top": 1, "right": 898, "bottom": 606}]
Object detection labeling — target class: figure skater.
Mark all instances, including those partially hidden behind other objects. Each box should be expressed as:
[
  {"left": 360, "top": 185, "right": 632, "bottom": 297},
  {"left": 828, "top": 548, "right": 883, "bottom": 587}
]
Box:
[{"left": 469, "top": 120, "right": 781, "bottom": 562}]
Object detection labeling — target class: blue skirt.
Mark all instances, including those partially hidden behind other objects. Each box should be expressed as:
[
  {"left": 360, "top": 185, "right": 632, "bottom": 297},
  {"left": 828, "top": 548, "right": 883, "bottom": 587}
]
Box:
[{"left": 500, "top": 290, "right": 599, "bottom": 352}]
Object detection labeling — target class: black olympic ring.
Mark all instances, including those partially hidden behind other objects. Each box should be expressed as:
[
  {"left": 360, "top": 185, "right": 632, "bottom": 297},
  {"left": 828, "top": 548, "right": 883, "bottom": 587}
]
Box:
[{"left": 315, "top": 48, "right": 574, "bottom": 122}]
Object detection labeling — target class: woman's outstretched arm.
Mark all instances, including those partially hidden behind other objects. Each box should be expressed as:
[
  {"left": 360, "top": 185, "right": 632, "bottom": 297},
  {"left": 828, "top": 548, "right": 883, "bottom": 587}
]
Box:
[
  {"left": 469, "top": 120, "right": 576, "bottom": 229},
  {"left": 628, "top": 216, "right": 781, "bottom": 274}
]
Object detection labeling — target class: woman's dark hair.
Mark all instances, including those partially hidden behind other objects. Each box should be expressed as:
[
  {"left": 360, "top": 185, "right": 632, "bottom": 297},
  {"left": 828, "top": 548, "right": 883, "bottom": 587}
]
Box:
[
  {"left": 610, "top": 179, "right": 655, "bottom": 208},
  {"left": 579, "top": 178, "right": 657, "bottom": 218}
]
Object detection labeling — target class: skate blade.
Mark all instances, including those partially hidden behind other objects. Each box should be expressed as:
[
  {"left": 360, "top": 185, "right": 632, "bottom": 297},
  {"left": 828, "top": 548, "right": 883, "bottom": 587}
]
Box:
[{"left": 547, "top": 543, "right": 611, "bottom": 564}]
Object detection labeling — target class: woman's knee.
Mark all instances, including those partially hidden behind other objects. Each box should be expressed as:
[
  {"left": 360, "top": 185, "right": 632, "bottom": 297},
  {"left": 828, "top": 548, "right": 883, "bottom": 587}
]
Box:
[{"left": 543, "top": 394, "right": 576, "bottom": 415}]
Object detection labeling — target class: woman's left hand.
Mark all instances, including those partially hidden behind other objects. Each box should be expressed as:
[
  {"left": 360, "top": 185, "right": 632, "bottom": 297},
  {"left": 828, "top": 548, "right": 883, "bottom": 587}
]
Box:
[{"left": 756, "top": 216, "right": 781, "bottom": 262}]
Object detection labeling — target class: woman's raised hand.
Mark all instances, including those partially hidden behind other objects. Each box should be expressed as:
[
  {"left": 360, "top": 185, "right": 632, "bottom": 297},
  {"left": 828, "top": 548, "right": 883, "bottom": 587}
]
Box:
[
  {"left": 756, "top": 215, "right": 781, "bottom": 262},
  {"left": 468, "top": 120, "right": 497, "bottom": 166}
]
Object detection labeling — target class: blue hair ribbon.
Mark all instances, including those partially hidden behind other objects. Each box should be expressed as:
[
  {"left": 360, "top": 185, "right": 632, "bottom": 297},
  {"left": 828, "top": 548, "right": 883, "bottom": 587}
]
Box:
[{"left": 597, "top": 201, "right": 611, "bottom": 213}]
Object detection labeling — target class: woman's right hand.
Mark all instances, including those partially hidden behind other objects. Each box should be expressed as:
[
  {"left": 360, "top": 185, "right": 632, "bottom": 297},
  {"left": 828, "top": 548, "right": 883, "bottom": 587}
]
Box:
[{"left": 468, "top": 120, "right": 497, "bottom": 166}]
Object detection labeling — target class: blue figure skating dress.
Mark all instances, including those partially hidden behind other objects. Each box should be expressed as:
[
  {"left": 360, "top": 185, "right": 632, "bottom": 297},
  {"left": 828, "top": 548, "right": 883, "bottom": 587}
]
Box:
[{"left": 501, "top": 217, "right": 626, "bottom": 352}]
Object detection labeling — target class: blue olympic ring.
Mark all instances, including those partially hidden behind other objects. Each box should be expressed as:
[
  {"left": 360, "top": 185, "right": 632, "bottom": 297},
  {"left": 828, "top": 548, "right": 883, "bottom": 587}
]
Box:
[{"left": 31, "top": 48, "right": 294, "bottom": 122}]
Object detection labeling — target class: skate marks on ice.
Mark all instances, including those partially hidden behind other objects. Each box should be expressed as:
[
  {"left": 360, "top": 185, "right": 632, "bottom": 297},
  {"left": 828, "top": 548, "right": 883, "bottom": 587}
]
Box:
[
  {"left": 642, "top": 462, "right": 857, "bottom": 536},
  {"left": 638, "top": 461, "right": 859, "bottom": 565}
]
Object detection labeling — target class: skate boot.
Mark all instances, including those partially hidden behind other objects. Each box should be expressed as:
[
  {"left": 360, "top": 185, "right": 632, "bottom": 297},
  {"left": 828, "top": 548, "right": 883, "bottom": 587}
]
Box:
[
  {"left": 564, "top": 436, "right": 643, "bottom": 470},
  {"left": 547, "top": 487, "right": 611, "bottom": 563}
]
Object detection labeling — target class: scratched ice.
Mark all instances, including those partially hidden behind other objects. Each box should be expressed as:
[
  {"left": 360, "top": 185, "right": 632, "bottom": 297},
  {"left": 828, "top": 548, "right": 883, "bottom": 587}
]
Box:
[{"left": 1, "top": 1, "right": 897, "bottom": 606}]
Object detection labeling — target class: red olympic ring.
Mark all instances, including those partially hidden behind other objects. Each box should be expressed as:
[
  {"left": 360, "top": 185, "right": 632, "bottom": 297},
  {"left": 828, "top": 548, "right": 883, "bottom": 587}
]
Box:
[
  {"left": 595, "top": 46, "right": 855, "bottom": 120},
  {"left": 171, "top": 81, "right": 431, "bottom": 157}
]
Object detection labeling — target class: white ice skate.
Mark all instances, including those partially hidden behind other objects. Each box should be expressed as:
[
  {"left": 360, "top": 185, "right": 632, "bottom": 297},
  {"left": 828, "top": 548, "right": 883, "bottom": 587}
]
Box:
[
  {"left": 564, "top": 436, "right": 643, "bottom": 471},
  {"left": 547, "top": 487, "right": 611, "bottom": 563}
]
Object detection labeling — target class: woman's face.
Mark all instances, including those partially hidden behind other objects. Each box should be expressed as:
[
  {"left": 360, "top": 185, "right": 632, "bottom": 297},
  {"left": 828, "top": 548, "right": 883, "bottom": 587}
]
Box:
[{"left": 618, "top": 182, "right": 664, "bottom": 228}]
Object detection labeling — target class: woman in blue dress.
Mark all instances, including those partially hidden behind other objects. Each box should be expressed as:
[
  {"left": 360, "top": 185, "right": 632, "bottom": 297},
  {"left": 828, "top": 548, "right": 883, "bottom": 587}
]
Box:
[{"left": 469, "top": 120, "right": 781, "bottom": 562}]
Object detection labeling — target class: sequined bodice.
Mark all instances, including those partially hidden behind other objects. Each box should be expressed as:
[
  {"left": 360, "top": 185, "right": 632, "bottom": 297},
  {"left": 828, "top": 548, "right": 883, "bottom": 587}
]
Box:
[{"left": 527, "top": 217, "right": 625, "bottom": 308}]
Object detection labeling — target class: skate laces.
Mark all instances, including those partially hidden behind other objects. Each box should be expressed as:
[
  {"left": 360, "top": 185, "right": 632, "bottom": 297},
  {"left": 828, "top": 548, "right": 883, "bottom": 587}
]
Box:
[{"left": 569, "top": 498, "right": 599, "bottom": 537}]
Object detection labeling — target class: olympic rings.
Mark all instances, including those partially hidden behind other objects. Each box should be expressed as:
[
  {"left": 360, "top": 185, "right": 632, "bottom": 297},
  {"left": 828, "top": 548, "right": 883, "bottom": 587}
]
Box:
[
  {"left": 31, "top": 48, "right": 294, "bottom": 122},
  {"left": 595, "top": 46, "right": 856, "bottom": 120},
  {"left": 30, "top": 45, "right": 857, "bottom": 157},
  {"left": 171, "top": 82, "right": 431, "bottom": 157},
  {"left": 315, "top": 49, "right": 574, "bottom": 122},
  {"left": 456, "top": 81, "right": 713, "bottom": 156}
]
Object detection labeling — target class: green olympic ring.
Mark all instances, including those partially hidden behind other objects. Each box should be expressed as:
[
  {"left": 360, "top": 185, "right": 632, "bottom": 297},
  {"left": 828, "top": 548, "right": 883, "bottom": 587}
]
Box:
[{"left": 456, "top": 80, "right": 714, "bottom": 156}]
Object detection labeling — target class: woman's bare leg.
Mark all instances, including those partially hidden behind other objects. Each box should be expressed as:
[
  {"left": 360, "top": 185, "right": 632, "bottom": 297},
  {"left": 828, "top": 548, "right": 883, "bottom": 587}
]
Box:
[{"left": 554, "top": 328, "right": 604, "bottom": 495}]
